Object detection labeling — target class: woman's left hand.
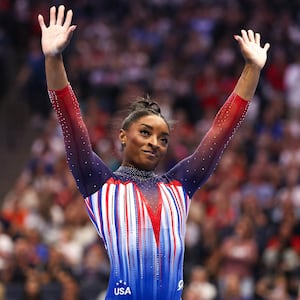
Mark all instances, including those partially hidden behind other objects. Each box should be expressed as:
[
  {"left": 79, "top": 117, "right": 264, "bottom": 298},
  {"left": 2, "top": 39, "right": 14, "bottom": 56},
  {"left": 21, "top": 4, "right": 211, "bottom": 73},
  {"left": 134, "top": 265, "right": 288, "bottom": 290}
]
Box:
[{"left": 234, "top": 29, "right": 270, "bottom": 70}]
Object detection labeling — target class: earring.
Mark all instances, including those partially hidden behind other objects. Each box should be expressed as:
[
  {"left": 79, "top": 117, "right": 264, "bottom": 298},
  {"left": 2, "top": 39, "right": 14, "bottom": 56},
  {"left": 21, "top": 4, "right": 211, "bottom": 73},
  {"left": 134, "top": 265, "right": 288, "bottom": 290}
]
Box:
[{"left": 121, "top": 141, "right": 126, "bottom": 150}]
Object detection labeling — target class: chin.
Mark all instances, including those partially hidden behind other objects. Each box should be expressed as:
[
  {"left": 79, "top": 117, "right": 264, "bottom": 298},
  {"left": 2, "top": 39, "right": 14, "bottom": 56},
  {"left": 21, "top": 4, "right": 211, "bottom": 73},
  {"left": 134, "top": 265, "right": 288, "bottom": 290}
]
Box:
[
  {"left": 137, "top": 161, "right": 158, "bottom": 171},
  {"left": 139, "top": 165, "right": 156, "bottom": 171}
]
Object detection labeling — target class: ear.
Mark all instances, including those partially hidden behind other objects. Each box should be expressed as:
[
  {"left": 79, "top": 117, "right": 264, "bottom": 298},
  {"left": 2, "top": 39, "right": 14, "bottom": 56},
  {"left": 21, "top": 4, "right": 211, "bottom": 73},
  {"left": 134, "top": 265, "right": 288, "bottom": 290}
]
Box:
[{"left": 119, "top": 129, "right": 127, "bottom": 145}]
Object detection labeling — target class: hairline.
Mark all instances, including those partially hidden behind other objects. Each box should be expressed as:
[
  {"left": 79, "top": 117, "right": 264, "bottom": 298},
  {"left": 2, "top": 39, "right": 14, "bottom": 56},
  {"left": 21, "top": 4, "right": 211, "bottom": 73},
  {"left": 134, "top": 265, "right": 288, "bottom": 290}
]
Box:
[{"left": 121, "top": 110, "right": 170, "bottom": 131}]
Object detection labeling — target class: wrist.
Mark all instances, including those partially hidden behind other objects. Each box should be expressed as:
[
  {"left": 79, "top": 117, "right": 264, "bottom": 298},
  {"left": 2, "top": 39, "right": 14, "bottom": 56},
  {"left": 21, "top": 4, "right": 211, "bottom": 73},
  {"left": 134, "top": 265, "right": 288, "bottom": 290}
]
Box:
[
  {"left": 45, "top": 52, "right": 62, "bottom": 58},
  {"left": 45, "top": 53, "right": 63, "bottom": 64},
  {"left": 244, "top": 61, "right": 263, "bottom": 72}
]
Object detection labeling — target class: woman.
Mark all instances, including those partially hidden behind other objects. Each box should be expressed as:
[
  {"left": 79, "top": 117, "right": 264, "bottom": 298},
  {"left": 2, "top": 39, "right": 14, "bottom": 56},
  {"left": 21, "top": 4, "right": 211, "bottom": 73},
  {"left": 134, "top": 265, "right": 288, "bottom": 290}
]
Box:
[
  {"left": 38, "top": 5, "right": 269, "bottom": 300},
  {"left": 218, "top": 216, "right": 259, "bottom": 299}
]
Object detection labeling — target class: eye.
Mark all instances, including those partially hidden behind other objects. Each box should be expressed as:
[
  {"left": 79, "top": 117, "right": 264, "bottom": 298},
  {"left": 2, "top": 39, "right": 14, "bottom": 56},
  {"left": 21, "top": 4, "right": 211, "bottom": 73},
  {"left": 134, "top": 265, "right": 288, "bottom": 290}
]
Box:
[
  {"left": 160, "top": 137, "right": 169, "bottom": 145},
  {"left": 140, "top": 129, "right": 150, "bottom": 136}
]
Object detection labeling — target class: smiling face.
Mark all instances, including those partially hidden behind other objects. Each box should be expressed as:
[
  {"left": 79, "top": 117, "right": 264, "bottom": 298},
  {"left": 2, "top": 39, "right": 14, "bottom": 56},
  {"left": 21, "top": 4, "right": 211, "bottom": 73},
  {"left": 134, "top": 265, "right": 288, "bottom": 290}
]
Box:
[{"left": 119, "top": 114, "right": 170, "bottom": 171}]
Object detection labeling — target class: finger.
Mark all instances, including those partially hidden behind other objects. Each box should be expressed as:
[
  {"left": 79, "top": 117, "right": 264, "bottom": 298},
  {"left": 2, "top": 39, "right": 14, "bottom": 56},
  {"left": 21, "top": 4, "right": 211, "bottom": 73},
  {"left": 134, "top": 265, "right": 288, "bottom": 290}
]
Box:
[
  {"left": 247, "top": 29, "right": 255, "bottom": 42},
  {"left": 49, "top": 6, "right": 56, "bottom": 26},
  {"left": 63, "top": 9, "right": 73, "bottom": 29},
  {"left": 234, "top": 34, "right": 245, "bottom": 48},
  {"left": 37, "top": 14, "right": 46, "bottom": 30},
  {"left": 67, "top": 26, "right": 77, "bottom": 38},
  {"left": 234, "top": 34, "right": 242, "bottom": 43},
  {"left": 255, "top": 32, "right": 261, "bottom": 45},
  {"left": 66, "top": 26, "right": 77, "bottom": 42},
  {"left": 56, "top": 5, "right": 65, "bottom": 26},
  {"left": 263, "top": 42, "right": 270, "bottom": 52},
  {"left": 241, "top": 29, "right": 249, "bottom": 43}
]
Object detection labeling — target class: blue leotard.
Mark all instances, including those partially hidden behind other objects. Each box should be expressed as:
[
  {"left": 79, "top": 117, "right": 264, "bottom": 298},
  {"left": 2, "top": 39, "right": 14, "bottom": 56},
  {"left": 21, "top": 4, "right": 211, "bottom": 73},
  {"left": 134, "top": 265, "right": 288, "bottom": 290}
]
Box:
[{"left": 48, "top": 84, "right": 248, "bottom": 300}]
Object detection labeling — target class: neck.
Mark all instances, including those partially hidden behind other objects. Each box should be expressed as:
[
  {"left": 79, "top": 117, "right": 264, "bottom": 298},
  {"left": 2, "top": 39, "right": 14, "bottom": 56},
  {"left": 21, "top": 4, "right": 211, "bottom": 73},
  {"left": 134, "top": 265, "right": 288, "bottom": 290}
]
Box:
[
  {"left": 115, "top": 165, "right": 156, "bottom": 180},
  {"left": 122, "top": 162, "right": 153, "bottom": 170}
]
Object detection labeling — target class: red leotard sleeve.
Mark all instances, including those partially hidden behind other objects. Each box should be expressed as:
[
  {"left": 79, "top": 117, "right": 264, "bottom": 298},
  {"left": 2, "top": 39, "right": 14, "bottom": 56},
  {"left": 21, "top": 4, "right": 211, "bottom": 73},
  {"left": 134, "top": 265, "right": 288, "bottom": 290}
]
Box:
[
  {"left": 166, "top": 93, "right": 249, "bottom": 197},
  {"left": 48, "top": 84, "right": 113, "bottom": 198}
]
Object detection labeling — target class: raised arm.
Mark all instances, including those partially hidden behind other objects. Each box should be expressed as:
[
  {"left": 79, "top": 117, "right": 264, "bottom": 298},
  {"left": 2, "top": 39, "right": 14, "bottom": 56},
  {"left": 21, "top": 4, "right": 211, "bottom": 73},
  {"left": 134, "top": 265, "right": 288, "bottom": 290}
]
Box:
[
  {"left": 166, "top": 30, "right": 270, "bottom": 198},
  {"left": 38, "top": 6, "right": 113, "bottom": 197},
  {"left": 233, "top": 30, "right": 270, "bottom": 100},
  {"left": 38, "top": 5, "right": 75, "bottom": 89}
]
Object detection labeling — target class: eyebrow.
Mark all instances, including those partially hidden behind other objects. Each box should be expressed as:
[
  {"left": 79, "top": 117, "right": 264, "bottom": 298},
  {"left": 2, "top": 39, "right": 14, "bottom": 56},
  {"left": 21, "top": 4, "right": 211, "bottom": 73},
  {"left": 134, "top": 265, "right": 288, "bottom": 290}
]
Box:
[{"left": 140, "top": 123, "right": 170, "bottom": 136}]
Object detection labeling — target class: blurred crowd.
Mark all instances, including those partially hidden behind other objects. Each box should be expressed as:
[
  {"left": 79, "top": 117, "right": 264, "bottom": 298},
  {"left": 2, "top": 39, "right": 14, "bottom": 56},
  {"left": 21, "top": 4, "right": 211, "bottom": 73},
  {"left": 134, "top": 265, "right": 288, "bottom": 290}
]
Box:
[{"left": 1, "top": 0, "right": 300, "bottom": 299}]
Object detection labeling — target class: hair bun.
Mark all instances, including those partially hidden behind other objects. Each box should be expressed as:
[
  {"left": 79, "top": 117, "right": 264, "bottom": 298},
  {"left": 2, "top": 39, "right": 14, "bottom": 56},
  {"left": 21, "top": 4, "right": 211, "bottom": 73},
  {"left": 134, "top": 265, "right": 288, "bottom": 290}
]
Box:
[
  {"left": 121, "top": 95, "right": 168, "bottom": 130},
  {"left": 130, "top": 97, "right": 161, "bottom": 114}
]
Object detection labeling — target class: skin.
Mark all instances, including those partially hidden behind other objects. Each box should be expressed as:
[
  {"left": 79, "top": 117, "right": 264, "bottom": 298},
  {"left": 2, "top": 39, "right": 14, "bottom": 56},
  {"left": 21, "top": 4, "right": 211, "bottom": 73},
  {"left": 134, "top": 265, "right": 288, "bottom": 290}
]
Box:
[
  {"left": 38, "top": 5, "right": 270, "bottom": 171},
  {"left": 119, "top": 114, "right": 170, "bottom": 171}
]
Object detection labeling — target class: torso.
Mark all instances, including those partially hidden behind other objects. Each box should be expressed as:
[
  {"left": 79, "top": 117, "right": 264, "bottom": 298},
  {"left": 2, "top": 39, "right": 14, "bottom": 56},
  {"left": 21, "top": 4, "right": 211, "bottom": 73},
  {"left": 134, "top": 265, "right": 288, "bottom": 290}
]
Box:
[{"left": 84, "top": 166, "right": 190, "bottom": 300}]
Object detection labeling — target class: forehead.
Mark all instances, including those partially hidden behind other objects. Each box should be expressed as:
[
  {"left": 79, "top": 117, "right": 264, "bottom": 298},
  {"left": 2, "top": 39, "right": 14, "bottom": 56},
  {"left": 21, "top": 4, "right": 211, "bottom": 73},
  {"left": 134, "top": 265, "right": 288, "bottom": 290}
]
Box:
[{"left": 131, "top": 115, "right": 169, "bottom": 132}]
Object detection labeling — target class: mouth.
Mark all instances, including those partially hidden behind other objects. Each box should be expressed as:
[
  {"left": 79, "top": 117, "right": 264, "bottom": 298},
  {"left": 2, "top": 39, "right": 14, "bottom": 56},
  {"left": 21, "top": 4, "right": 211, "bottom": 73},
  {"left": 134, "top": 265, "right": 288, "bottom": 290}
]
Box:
[{"left": 142, "top": 150, "right": 158, "bottom": 159}]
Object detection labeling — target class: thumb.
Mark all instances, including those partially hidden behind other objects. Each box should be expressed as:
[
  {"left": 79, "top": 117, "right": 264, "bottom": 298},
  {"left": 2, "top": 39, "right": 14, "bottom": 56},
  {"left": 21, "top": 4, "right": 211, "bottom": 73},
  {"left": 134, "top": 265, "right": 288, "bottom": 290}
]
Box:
[
  {"left": 66, "top": 25, "right": 77, "bottom": 42},
  {"left": 234, "top": 34, "right": 243, "bottom": 44},
  {"left": 68, "top": 25, "right": 77, "bottom": 34},
  {"left": 263, "top": 42, "right": 270, "bottom": 52}
]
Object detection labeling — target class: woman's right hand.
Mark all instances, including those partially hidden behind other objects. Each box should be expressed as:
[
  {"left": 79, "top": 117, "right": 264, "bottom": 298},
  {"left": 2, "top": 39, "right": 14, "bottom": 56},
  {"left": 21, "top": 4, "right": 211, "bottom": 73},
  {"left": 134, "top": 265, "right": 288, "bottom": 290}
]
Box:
[{"left": 38, "top": 5, "right": 76, "bottom": 57}]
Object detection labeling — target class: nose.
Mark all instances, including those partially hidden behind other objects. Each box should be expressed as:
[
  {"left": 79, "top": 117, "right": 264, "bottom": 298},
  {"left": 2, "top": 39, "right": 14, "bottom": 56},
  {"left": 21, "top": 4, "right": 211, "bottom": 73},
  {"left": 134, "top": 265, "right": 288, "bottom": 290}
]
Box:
[{"left": 148, "top": 136, "right": 159, "bottom": 148}]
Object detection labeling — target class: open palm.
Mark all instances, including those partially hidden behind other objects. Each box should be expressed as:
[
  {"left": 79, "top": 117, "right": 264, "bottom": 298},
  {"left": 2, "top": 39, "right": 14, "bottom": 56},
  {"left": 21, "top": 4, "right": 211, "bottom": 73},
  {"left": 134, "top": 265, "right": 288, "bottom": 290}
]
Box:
[
  {"left": 235, "top": 29, "right": 270, "bottom": 69},
  {"left": 38, "top": 5, "right": 76, "bottom": 56}
]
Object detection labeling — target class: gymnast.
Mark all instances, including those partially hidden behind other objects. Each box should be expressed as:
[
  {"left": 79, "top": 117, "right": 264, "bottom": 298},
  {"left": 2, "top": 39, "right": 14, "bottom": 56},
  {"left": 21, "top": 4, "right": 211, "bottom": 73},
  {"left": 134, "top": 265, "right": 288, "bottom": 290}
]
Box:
[{"left": 38, "top": 5, "right": 269, "bottom": 300}]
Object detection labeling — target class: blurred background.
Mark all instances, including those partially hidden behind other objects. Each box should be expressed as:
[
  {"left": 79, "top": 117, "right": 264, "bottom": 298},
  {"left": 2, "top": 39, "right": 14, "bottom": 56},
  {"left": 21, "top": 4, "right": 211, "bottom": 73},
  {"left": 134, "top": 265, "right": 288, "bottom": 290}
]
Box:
[{"left": 1, "top": 0, "right": 300, "bottom": 299}]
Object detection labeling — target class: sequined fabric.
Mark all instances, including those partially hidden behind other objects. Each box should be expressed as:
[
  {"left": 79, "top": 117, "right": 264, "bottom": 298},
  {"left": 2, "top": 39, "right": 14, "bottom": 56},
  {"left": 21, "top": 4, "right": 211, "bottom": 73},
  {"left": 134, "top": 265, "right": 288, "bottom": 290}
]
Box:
[
  {"left": 48, "top": 83, "right": 249, "bottom": 300},
  {"left": 48, "top": 84, "right": 248, "bottom": 199},
  {"left": 114, "top": 165, "right": 156, "bottom": 181}
]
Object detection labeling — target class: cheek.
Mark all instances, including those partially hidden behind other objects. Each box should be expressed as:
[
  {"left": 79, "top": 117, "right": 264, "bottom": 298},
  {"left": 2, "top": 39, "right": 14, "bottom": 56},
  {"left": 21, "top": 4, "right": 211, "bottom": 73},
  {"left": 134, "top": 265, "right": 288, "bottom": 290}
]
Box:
[
  {"left": 161, "top": 146, "right": 168, "bottom": 156},
  {"left": 126, "top": 135, "right": 144, "bottom": 151}
]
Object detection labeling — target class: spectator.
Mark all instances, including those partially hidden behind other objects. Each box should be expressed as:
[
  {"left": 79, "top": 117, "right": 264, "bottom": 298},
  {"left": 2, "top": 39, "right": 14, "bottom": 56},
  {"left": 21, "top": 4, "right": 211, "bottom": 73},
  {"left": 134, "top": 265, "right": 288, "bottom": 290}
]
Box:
[
  {"left": 2, "top": 1, "right": 300, "bottom": 299},
  {"left": 218, "top": 216, "right": 259, "bottom": 300},
  {"left": 183, "top": 265, "right": 217, "bottom": 300}
]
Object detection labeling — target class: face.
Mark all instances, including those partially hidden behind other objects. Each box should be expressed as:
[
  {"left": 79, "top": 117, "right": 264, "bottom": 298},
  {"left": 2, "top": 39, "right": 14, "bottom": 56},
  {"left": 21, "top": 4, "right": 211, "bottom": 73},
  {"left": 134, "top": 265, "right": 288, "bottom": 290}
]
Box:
[{"left": 120, "top": 114, "right": 170, "bottom": 171}]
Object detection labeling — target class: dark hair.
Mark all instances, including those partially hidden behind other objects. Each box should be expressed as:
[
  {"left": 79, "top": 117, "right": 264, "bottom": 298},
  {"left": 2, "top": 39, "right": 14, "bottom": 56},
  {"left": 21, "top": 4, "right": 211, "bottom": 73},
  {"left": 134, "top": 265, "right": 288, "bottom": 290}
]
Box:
[{"left": 121, "top": 96, "right": 169, "bottom": 130}]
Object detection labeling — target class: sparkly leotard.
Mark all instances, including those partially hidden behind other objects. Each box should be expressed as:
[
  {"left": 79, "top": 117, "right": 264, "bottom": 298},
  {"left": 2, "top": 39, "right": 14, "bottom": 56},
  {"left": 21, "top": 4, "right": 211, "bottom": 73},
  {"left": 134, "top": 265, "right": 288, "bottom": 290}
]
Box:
[{"left": 48, "top": 84, "right": 248, "bottom": 300}]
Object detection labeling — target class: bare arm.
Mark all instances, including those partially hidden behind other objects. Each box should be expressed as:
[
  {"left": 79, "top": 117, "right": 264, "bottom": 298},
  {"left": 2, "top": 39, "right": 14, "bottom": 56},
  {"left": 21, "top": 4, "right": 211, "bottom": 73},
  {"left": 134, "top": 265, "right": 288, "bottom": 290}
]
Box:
[
  {"left": 167, "top": 30, "right": 270, "bottom": 197},
  {"left": 233, "top": 29, "right": 270, "bottom": 100},
  {"left": 38, "top": 5, "right": 76, "bottom": 89},
  {"left": 38, "top": 6, "right": 113, "bottom": 197}
]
